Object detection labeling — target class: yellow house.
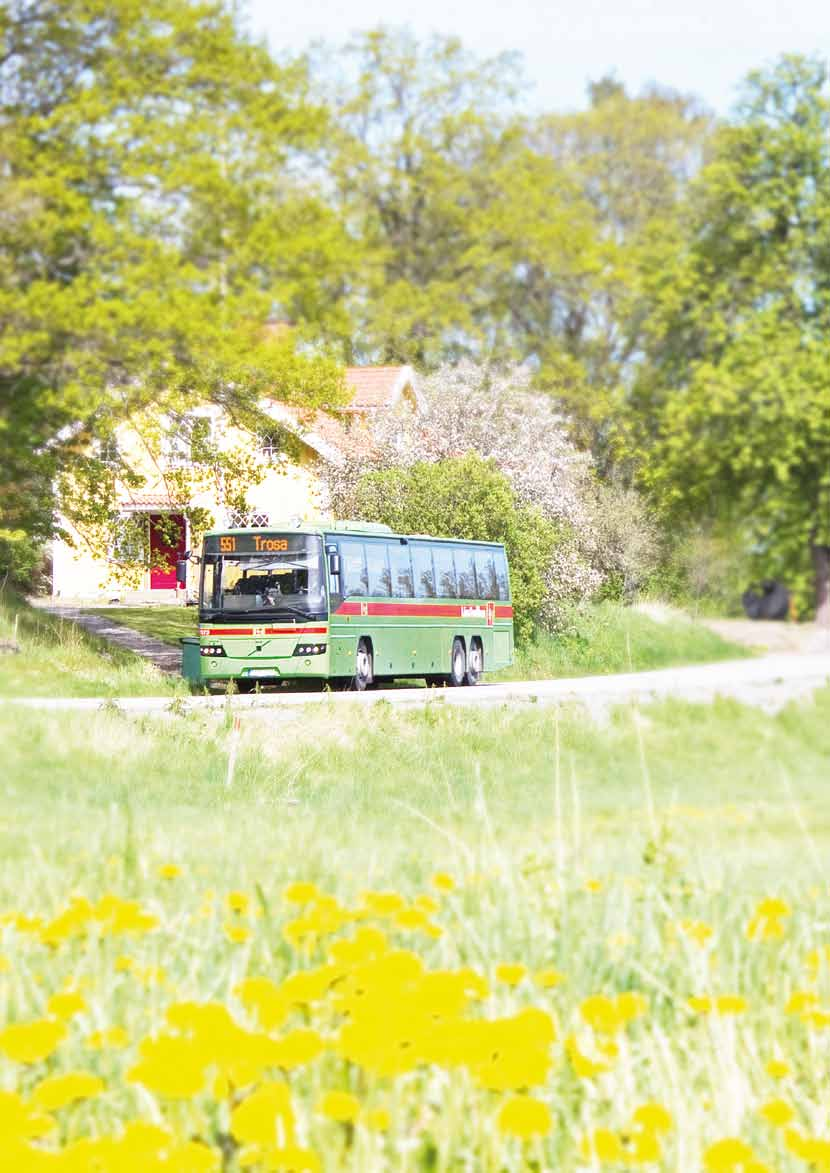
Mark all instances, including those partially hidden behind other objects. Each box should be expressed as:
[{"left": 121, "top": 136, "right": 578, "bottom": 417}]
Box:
[{"left": 49, "top": 365, "right": 421, "bottom": 601}]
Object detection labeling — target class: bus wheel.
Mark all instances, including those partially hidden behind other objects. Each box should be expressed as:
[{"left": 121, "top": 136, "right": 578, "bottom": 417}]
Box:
[
  {"left": 449, "top": 637, "right": 466, "bottom": 687},
  {"left": 354, "top": 638, "right": 374, "bottom": 691},
  {"left": 466, "top": 639, "right": 483, "bottom": 686}
]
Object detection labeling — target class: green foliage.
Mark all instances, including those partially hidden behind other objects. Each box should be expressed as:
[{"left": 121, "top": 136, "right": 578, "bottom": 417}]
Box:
[
  {"left": 353, "top": 453, "right": 559, "bottom": 641},
  {"left": 632, "top": 57, "right": 830, "bottom": 616},
  {"left": 0, "top": 0, "right": 348, "bottom": 547}
]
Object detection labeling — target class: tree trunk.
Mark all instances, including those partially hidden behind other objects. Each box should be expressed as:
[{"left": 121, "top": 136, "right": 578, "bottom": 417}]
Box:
[{"left": 812, "top": 540, "right": 830, "bottom": 626}]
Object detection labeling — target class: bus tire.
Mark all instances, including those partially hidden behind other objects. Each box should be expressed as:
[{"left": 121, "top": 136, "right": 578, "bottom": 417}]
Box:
[
  {"left": 449, "top": 637, "right": 466, "bottom": 687},
  {"left": 466, "top": 638, "right": 483, "bottom": 686},
  {"left": 354, "top": 638, "right": 374, "bottom": 691}
]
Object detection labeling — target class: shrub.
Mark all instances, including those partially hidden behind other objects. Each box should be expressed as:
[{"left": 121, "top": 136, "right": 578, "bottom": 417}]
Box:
[{"left": 354, "top": 455, "right": 559, "bottom": 642}]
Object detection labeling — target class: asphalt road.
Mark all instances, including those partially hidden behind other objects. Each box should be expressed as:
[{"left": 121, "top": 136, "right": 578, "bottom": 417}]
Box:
[{"left": 6, "top": 651, "right": 830, "bottom": 717}]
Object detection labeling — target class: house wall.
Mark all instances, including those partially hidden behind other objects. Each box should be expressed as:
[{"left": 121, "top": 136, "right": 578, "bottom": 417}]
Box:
[{"left": 49, "top": 419, "right": 328, "bottom": 601}]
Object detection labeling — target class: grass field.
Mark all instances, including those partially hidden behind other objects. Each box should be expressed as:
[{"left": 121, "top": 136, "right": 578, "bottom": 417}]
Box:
[
  {"left": 3, "top": 691, "right": 830, "bottom": 1170},
  {"left": 0, "top": 591, "right": 184, "bottom": 698},
  {"left": 87, "top": 600, "right": 748, "bottom": 683}
]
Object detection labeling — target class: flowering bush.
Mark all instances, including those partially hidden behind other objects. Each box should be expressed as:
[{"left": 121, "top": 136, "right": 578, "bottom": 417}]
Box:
[{"left": 322, "top": 362, "right": 659, "bottom": 627}]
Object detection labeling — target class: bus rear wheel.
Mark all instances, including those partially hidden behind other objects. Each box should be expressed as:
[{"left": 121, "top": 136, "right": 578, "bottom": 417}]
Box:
[
  {"left": 353, "top": 638, "right": 374, "bottom": 691},
  {"left": 466, "top": 639, "right": 483, "bottom": 686},
  {"left": 449, "top": 637, "right": 466, "bottom": 687}
]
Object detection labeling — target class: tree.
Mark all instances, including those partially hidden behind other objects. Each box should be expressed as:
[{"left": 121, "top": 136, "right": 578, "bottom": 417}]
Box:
[
  {"left": 354, "top": 453, "right": 559, "bottom": 642},
  {"left": 530, "top": 78, "right": 712, "bottom": 455},
  {"left": 316, "top": 29, "right": 599, "bottom": 374},
  {"left": 0, "top": 0, "right": 349, "bottom": 576},
  {"left": 631, "top": 56, "right": 830, "bottom": 620}
]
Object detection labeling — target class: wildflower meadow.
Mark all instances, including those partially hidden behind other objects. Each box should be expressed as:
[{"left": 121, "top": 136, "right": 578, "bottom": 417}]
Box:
[{"left": 4, "top": 692, "right": 830, "bottom": 1171}]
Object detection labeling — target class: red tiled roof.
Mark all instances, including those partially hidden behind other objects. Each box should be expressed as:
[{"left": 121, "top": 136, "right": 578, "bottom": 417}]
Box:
[
  {"left": 342, "top": 366, "right": 411, "bottom": 410},
  {"left": 119, "top": 491, "right": 184, "bottom": 509}
]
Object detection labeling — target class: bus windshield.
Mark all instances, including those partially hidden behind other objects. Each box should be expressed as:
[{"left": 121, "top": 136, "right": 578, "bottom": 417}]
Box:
[{"left": 200, "top": 535, "right": 326, "bottom": 619}]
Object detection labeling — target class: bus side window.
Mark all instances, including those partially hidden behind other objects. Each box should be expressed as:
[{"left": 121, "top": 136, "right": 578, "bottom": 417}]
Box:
[
  {"left": 340, "top": 538, "right": 368, "bottom": 597},
  {"left": 457, "top": 546, "right": 477, "bottom": 598},
  {"left": 389, "top": 543, "right": 413, "bottom": 598},
  {"left": 474, "top": 549, "right": 498, "bottom": 599},
  {"left": 433, "top": 545, "right": 458, "bottom": 599},
  {"left": 366, "top": 541, "right": 391, "bottom": 597},
  {"left": 494, "top": 548, "right": 510, "bottom": 600},
  {"left": 411, "top": 544, "right": 436, "bottom": 598}
]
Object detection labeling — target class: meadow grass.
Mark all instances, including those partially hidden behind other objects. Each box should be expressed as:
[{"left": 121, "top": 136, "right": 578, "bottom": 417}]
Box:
[
  {"left": 2, "top": 692, "right": 830, "bottom": 1169},
  {"left": 89, "top": 599, "right": 749, "bottom": 683},
  {"left": 0, "top": 590, "right": 184, "bottom": 698}
]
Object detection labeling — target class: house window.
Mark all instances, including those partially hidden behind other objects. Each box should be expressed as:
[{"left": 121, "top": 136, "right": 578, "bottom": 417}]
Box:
[
  {"left": 226, "top": 509, "right": 271, "bottom": 529},
  {"left": 257, "top": 430, "right": 284, "bottom": 464},
  {"left": 166, "top": 415, "right": 213, "bottom": 466},
  {"left": 98, "top": 438, "right": 120, "bottom": 467}
]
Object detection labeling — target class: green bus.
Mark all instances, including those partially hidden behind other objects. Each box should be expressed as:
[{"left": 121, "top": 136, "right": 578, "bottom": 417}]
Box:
[{"left": 180, "top": 521, "right": 514, "bottom": 690}]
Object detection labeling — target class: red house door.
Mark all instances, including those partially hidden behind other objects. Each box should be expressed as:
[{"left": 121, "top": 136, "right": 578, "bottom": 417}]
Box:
[{"left": 149, "top": 514, "right": 186, "bottom": 590}]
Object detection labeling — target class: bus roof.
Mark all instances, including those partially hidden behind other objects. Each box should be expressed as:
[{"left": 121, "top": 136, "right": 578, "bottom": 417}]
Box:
[{"left": 203, "top": 522, "right": 506, "bottom": 548}]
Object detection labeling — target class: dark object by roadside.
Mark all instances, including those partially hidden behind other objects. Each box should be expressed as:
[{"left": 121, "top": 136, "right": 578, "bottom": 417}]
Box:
[{"left": 742, "top": 580, "right": 790, "bottom": 620}]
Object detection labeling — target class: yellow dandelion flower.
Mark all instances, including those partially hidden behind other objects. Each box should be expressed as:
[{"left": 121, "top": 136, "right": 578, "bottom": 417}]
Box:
[
  {"left": 632, "top": 1103, "right": 674, "bottom": 1134},
  {"left": 785, "top": 991, "right": 819, "bottom": 1015},
  {"left": 759, "top": 1099, "right": 794, "bottom": 1127},
  {"left": 757, "top": 897, "right": 791, "bottom": 920},
  {"left": 317, "top": 1090, "right": 361, "bottom": 1123},
  {"left": 495, "top": 963, "right": 527, "bottom": 986},
  {"left": 127, "top": 1034, "right": 207, "bottom": 1099},
  {"left": 715, "top": 995, "right": 747, "bottom": 1015},
  {"left": 533, "top": 967, "right": 565, "bottom": 989},
  {"left": 703, "top": 1138, "right": 757, "bottom": 1171},
  {"left": 46, "top": 990, "right": 86, "bottom": 1020},
  {"left": 497, "top": 1095, "right": 552, "bottom": 1140},
  {"left": 681, "top": 919, "right": 714, "bottom": 947},
  {"left": 585, "top": 878, "right": 603, "bottom": 893},
  {"left": 365, "top": 1107, "right": 390, "bottom": 1132},
  {"left": 0, "top": 1018, "right": 66, "bottom": 1064},
  {"left": 414, "top": 894, "right": 439, "bottom": 914},
  {"left": 31, "top": 1071, "right": 104, "bottom": 1111},
  {"left": 0, "top": 1090, "right": 56, "bottom": 1141},
  {"left": 85, "top": 1026, "right": 128, "bottom": 1051},
  {"left": 227, "top": 890, "right": 250, "bottom": 915},
  {"left": 114, "top": 955, "right": 134, "bottom": 972},
  {"left": 231, "top": 1081, "right": 295, "bottom": 1147},
  {"left": 283, "top": 881, "right": 320, "bottom": 905},
  {"left": 0, "top": 955, "right": 9, "bottom": 973},
  {"left": 432, "top": 873, "right": 456, "bottom": 892},
  {"left": 224, "top": 922, "right": 251, "bottom": 944},
  {"left": 158, "top": 863, "right": 182, "bottom": 879},
  {"left": 581, "top": 1129, "right": 624, "bottom": 1162},
  {"left": 765, "top": 1058, "right": 791, "bottom": 1079},
  {"left": 394, "top": 907, "right": 430, "bottom": 931},
  {"left": 270, "top": 1029, "right": 326, "bottom": 1070},
  {"left": 361, "top": 890, "right": 406, "bottom": 916},
  {"left": 328, "top": 929, "right": 386, "bottom": 966},
  {"left": 565, "top": 1034, "right": 611, "bottom": 1078}
]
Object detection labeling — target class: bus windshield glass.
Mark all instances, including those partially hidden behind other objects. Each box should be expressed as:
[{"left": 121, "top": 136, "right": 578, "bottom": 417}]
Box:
[{"left": 200, "top": 535, "right": 326, "bottom": 618}]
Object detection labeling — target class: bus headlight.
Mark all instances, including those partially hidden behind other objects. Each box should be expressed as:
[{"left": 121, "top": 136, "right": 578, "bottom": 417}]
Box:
[
  {"left": 293, "top": 642, "right": 326, "bottom": 656},
  {"left": 200, "top": 645, "right": 226, "bottom": 657}
]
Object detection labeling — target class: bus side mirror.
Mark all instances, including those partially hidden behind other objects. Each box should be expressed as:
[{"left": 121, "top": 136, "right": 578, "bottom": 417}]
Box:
[
  {"left": 176, "top": 559, "right": 189, "bottom": 587},
  {"left": 328, "top": 551, "right": 341, "bottom": 577}
]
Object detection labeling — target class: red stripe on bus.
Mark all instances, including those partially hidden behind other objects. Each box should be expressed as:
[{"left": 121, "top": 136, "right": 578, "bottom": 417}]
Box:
[
  {"left": 204, "top": 626, "right": 328, "bottom": 636},
  {"left": 263, "top": 626, "right": 328, "bottom": 635},
  {"left": 334, "top": 602, "right": 513, "bottom": 619}
]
